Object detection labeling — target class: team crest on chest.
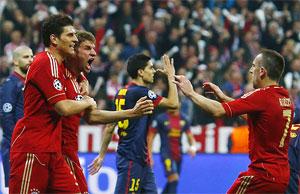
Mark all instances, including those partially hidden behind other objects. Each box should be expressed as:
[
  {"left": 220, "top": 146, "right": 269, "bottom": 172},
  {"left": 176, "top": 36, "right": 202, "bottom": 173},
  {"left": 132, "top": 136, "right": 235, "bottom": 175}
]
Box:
[
  {"left": 53, "top": 79, "right": 62, "bottom": 91},
  {"left": 148, "top": 90, "right": 156, "bottom": 99},
  {"left": 75, "top": 95, "right": 83, "bottom": 101}
]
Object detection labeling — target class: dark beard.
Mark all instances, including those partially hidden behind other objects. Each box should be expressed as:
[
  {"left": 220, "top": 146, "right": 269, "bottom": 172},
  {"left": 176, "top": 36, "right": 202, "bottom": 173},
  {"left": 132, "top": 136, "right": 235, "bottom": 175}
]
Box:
[{"left": 19, "top": 66, "right": 28, "bottom": 74}]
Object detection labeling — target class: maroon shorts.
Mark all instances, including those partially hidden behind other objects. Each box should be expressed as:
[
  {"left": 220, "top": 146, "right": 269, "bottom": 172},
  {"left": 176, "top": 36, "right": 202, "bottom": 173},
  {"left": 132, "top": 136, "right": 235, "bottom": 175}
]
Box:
[
  {"left": 9, "top": 152, "right": 80, "bottom": 193},
  {"left": 227, "top": 171, "right": 288, "bottom": 194},
  {"left": 63, "top": 150, "right": 88, "bottom": 193}
]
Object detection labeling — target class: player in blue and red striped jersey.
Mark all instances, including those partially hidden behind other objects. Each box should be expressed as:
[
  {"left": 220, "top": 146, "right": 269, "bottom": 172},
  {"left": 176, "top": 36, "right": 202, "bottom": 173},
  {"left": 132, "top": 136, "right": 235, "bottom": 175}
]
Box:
[
  {"left": 88, "top": 53, "right": 179, "bottom": 194},
  {"left": 174, "top": 49, "right": 294, "bottom": 193},
  {"left": 148, "top": 105, "right": 196, "bottom": 194},
  {"left": 0, "top": 46, "right": 33, "bottom": 188},
  {"left": 286, "top": 124, "right": 300, "bottom": 194},
  {"left": 9, "top": 14, "right": 97, "bottom": 193}
]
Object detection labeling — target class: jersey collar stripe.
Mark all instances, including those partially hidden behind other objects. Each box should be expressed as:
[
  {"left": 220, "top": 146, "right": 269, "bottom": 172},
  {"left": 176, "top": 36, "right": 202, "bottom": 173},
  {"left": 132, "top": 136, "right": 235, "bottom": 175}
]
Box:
[
  {"left": 70, "top": 78, "right": 80, "bottom": 93},
  {"left": 52, "top": 55, "right": 59, "bottom": 78},
  {"left": 46, "top": 52, "right": 54, "bottom": 77},
  {"left": 47, "top": 52, "right": 59, "bottom": 78}
]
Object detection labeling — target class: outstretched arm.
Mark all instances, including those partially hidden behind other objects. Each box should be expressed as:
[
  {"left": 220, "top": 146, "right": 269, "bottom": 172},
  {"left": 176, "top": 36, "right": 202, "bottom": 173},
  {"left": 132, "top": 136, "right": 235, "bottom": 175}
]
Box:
[
  {"left": 88, "top": 123, "right": 116, "bottom": 175},
  {"left": 173, "top": 75, "right": 226, "bottom": 118},
  {"left": 85, "top": 96, "right": 154, "bottom": 124},
  {"left": 157, "top": 55, "right": 179, "bottom": 109},
  {"left": 203, "top": 82, "right": 234, "bottom": 102}
]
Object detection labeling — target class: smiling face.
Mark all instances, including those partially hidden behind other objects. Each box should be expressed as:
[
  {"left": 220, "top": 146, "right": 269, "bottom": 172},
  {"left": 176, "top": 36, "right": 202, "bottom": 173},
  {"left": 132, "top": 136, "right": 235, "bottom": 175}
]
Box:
[
  {"left": 140, "top": 60, "right": 156, "bottom": 84},
  {"left": 55, "top": 25, "right": 78, "bottom": 56},
  {"left": 76, "top": 40, "right": 96, "bottom": 74}
]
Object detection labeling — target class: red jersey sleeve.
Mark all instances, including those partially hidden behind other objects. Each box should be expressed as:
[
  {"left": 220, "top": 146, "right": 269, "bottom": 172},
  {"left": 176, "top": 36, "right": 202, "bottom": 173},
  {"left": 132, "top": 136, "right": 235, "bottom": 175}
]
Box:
[
  {"left": 29, "top": 52, "right": 66, "bottom": 105},
  {"left": 221, "top": 89, "right": 265, "bottom": 117}
]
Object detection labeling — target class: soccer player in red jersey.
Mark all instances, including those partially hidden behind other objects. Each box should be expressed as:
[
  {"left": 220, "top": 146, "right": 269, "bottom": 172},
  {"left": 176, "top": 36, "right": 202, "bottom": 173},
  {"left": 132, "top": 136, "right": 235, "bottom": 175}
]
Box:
[
  {"left": 174, "top": 49, "right": 294, "bottom": 193},
  {"left": 63, "top": 30, "right": 154, "bottom": 193},
  {"left": 9, "top": 15, "right": 97, "bottom": 193}
]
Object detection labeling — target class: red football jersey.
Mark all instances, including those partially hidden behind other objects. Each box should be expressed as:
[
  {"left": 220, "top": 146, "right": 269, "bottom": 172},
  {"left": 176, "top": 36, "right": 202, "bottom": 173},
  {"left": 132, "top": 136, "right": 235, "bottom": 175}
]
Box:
[
  {"left": 222, "top": 85, "right": 294, "bottom": 183},
  {"left": 61, "top": 68, "right": 82, "bottom": 153},
  {"left": 11, "top": 51, "right": 67, "bottom": 153}
]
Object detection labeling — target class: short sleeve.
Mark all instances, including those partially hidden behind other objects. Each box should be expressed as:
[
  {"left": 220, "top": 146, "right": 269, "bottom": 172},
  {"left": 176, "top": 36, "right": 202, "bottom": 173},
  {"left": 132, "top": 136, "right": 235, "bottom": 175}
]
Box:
[
  {"left": 221, "top": 89, "right": 264, "bottom": 117},
  {"left": 29, "top": 54, "right": 66, "bottom": 105},
  {"left": 145, "top": 89, "right": 162, "bottom": 107}
]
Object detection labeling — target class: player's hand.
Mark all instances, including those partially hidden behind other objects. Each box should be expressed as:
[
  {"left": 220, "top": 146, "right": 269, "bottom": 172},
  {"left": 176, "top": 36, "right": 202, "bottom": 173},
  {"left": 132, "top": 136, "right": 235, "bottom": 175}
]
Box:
[
  {"left": 188, "top": 145, "right": 197, "bottom": 158},
  {"left": 202, "top": 82, "right": 224, "bottom": 101},
  {"left": 79, "top": 79, "right": 90, "bottom": 96},
  {"left": 173, "top": 75, "right": 195, "bottom": 97},
  {"left": 157, "top": 54, "right": 175, "bottom": 78},
  {"left": 83, "top": 96, "right": 97, "bottom": 109},
  {"left": 88, "top": 155, "right": 104, "bottom": 175},
  {"left": 132, "top": 96, "right": 154, "bottom": 116}
]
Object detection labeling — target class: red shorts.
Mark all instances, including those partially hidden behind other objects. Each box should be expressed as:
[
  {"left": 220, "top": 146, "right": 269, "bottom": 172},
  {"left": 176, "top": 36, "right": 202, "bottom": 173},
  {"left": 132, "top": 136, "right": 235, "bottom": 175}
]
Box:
[
  {"left": 227, "top": 171, "right": 288, "bottom": 194},
  {"left": 9, "top": 152, "right": 80, "bottom": 193},
  {"left": 63, "top": 150, "right": 88, "bottom": 193}
]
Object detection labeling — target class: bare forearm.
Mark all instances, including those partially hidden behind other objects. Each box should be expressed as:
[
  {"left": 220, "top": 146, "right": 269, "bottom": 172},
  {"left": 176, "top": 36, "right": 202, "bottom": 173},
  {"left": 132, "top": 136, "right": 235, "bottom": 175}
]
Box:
[
  {"left": 55, "top": 99, "right": 92, "bottom": 116},
  {"left": 189, "top": 91, "right": 225, "bottom": 118},
  {"left": 99, "top": 124, "right": 115, "bottom": 159},
  {"left": 87, "top": 109, "right": 136, "bottom": 124}
]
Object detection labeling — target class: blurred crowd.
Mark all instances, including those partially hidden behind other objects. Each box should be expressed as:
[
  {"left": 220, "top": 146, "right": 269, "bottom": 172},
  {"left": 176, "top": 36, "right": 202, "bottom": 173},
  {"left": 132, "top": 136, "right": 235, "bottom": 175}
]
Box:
[{"left": 1, "top": 0, "right": 300, "bottom": 126}]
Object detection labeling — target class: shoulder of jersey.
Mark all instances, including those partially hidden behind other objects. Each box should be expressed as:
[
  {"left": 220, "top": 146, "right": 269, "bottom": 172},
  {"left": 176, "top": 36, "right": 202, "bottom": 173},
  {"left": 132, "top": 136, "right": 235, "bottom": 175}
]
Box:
[{"left": 241, "top": 88, "right": 261, "bottom": 99}]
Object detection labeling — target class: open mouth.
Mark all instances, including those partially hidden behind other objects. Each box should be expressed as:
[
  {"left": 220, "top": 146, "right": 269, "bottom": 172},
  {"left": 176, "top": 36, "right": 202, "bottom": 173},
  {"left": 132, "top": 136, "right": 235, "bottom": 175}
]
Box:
[{"left": 88, "top": 58, "right": 94, "bottom": 65}]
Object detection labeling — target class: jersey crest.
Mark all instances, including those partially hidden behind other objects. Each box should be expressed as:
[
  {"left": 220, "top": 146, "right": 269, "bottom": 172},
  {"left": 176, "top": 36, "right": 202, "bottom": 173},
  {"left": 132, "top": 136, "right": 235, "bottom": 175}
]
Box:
[
  {"left": 148, "top": 90, "right": 157, "bottom": 99},
  {"left": 2, "top": 103, "right": 12, "bottom": 113},
  {"left": 53, "top": 79, "right": 63, "bottom": 91}
]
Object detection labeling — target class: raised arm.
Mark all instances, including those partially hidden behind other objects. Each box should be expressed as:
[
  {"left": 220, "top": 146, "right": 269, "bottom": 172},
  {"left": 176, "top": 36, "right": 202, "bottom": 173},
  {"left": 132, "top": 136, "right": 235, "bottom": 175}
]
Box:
[
  {"left": 88, "top": 123, "right": 116, "bottom": 175},
  {"left": 157, "top": 55, "right": 179, "bottom": 109},
  {"left": 203, "top": 82, "right": 234, "bottom": 103},
  {"left": 174, "top": 75, "right": 226, "bottom": 118},
  {"left": 85, "top": 96, "right": 154, "bottom": 124}
]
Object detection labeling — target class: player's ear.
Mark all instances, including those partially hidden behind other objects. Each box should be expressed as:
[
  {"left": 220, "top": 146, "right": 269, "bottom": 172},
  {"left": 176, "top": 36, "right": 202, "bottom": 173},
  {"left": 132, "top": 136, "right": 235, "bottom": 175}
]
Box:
[
  {"left": 259, "top": 67, "right": 267, "bottom": 78},
  {"left": 50, "top": 34, "right": 58, "bottom": 46},
  {"left": 138, "top": 69, "right": 144, "bottom": 77}
]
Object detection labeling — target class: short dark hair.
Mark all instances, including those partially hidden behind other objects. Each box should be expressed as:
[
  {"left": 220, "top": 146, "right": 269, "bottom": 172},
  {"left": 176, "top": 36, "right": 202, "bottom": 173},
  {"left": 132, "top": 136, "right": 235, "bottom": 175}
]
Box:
[
  {"left": 42, "top": 14, "right": 74, "bottom": 47},
  {"left": 75, "top": 30, "right": 95, "bottom": 49},
  {"left": 126, "top": 53, "right": 151, "bottom": 79},
  {"left": 260, "top": 49, "right": 285, "bottom": 82}
]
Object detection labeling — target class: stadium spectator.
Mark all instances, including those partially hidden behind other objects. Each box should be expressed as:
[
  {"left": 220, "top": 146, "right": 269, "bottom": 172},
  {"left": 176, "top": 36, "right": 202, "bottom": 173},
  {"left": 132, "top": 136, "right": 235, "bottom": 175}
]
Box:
[
  {"left": 174, "top": 49, "right": 294, "bottom": 193},
  {"left": 0, "top": 45, "right": 33, "bottom": 188}
]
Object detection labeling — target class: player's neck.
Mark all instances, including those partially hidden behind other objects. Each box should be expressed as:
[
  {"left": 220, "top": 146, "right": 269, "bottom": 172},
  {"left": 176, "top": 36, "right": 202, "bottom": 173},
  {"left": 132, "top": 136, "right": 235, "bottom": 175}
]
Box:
[
  {"left": 261, "top": 79, "right": 278, "bottom": 88},
  {"left": 131, "top": 78, "right": 149, "bottom": 87},
  {"left": 46, "top": 47, "right": 64, "bottom": 64},
  {"left": 65, "top": 59, "right": 80, "bottom": 77},
  {"left": 14, "top": 68, "right": 26, "bottom": 78}
]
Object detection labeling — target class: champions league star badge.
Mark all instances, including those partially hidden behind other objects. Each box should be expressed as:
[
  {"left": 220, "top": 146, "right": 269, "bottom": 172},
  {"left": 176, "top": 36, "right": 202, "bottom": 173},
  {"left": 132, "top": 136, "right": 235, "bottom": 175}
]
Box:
[
  {"left": 53, "top": 79, "right": 63, "bottom": 91},
  {"left": 148, "top": 90, "right": 156, "bottom": 99},
  {"left": 75, "top": 95, "right": 83, "bottom": 101},
  {"left": 3, "top": 103, "right": 12, "bottom": 113}
]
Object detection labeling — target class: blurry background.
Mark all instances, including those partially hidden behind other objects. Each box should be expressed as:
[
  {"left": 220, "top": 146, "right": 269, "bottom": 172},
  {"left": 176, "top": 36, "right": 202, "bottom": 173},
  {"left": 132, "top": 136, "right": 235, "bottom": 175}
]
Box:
[{"left": 0, "top": 0, "right": 300, "bottom": 193}]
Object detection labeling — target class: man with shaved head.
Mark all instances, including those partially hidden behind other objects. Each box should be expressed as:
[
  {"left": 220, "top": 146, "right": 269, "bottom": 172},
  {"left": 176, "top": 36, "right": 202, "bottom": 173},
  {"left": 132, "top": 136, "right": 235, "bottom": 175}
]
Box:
[{"left": 0, "top": 45, "right": 33, "bottom": 188}]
